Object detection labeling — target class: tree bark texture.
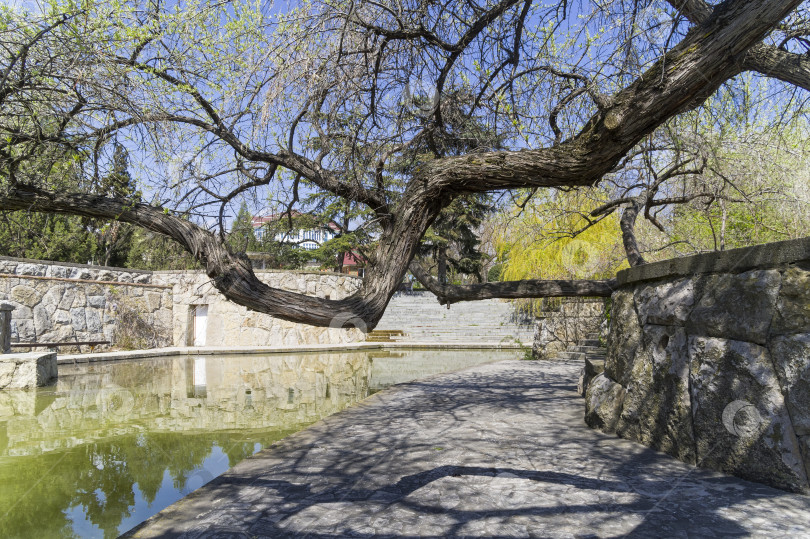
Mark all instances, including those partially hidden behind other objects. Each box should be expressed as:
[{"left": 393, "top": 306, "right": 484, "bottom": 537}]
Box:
[
  {"left": 620, "top": 201, "right": 646, "bottom": 267},
  {"left": 0, "top": 0, "right": 803, "bottom": 329},
  {"left": 410, "top": 263, "right": 617, "bottom": 305}
]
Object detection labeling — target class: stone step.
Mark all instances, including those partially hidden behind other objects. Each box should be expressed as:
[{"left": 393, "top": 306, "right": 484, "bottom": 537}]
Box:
[
  {"left": 374, "top": 292, "right": 537, "bottom": 344},
  {"left": 397, "top": 334, "right": 535, "bottom": 339},
  {"left": 554, "top": 351, "right": 586, "bottom": 361},
  {"left": 568, "top": 345, "right": 606, "bottom": 354}
]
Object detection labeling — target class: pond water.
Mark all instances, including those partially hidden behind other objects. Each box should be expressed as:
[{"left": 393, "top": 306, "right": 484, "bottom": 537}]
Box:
[{"left": 0, "top": 348, "right": 520, "bottom": 538}]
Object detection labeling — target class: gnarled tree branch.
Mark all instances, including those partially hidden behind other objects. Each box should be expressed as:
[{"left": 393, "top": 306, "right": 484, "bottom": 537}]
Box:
[{"left": 409, "top": 262, "right": 617, "bottom": 305}]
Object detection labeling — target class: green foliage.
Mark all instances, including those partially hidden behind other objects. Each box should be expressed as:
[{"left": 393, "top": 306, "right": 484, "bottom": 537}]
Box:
[
  {"left": 0, "top": 140, "right": 198, "bottom": 270},
  {"left": 251, "top": 242, "right": 311, "bottom": 270},
  {"left": 95, "top": 144, "right": 139, "bottom": 266},
  {"left": 311, "top": 231, "right": 366, "bottom": 271},
  {"left": 227, "top": 202, "right": 259, "bottom": 253},
  {"left": 487, "top": 263, "right": 504, "bottom": 282},
  {"left": 0, "top": 211, "right": 97, "bottom": 263},
  {"left": 0, "top": 153, "right": 97, "bottom": 262},
  {"left": 639, "top": 109, "right": 810, "bottom": 258},
  {"left": 492, "top": 189, "right": 627, "bottom": 316},
  {"left": 400, "top": 90, "right": 502, "bottom": 283},
  {"left": 126, "top": 228, "right": 200, "bottom": 271},
  {"left": 495, "top": 189, "right": 628, "bottom": 281},
  {"left": 421, "top": 194, "right": 493, "bottom": 282}
]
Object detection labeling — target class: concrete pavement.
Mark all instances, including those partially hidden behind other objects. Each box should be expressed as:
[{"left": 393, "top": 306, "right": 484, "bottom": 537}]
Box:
[{"left": 126, "top": 360, "right": 810, "bottom": 538}]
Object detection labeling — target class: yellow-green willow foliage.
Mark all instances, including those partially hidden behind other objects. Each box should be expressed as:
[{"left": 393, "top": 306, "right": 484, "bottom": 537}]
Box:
[{"left": 494, "top": 190, "right": 628, "bottom": 283}]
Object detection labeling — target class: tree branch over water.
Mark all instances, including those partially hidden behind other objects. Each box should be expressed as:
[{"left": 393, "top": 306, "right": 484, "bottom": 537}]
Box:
[{"left": 1, "top": 0, "right": 807, "bottom": 328}]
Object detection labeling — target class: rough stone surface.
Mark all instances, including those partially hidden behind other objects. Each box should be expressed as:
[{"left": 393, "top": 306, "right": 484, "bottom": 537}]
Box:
[
  {"left": 125, "top": 361, "right": 810, "bottom": 539},
  {"left": 532, "top": 300, "right": 604, "bottom": 360},
  {"left": 587, "top": 254, "right": 810, "bottom": 494},
  {"left": 0, "top": 257, "right": 363, "bottom": 350},
  {"left": 584, "top": 372, "right": 625, "bottom": 433},
  {"left": 634, "top": 277, "right": 696, "bottom": 326},
  {"left": 604, "top": 290, "right": 641, "bottom": 385},
  {"left": 0, "top": 303, "right": 12, "bottom": 353},
  {"left": 153, "top": 270, "right": 364, "bottom": 347},
  {"left": 686, "top": 269, "right": 780, "bottom": 345},
  {"left": 773, "top": 265, "right": 810, "bottom": 335},
  {"left": 688, "top": 336, "right": 808, "bottom": 493},
  {"left": 582, "top": 355, "right": 605, "bottom": 393},
  {"left": 771, "top": 333, "right": 810, "bottom": 440},
  {"left": 617, "top": 325, "right": 695, "bottom": 464},
  {"left": 615, "top": 236, "right": 810, "bottom": 286},
  {"left": 0, "top": 352, "right": 57, "bottom": 389}
]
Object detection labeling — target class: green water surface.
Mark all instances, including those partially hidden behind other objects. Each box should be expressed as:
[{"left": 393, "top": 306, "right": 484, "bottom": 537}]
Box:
[{"left": 0, "top": 348, "right": 519, "bottom": 538}]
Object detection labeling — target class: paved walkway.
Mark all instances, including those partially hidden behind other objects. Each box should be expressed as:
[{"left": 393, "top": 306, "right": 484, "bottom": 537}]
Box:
[{"left": 126, "top": 361, "right": 810, "bottom": 538}]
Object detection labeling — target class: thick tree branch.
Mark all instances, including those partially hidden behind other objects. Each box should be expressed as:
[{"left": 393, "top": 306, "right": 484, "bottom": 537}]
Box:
[
  {"left": 742, "top": 44, "right": 810, "bottom": 92},
  {"left": 667, "top": 0, "right": 810, "bottom": 92},
  {"left": 409, "top": 263, "right": 616, "bottom": 305},
  {"left": 420, "top": 0, "right": 802, "bottom": 196},
  {"left": 0, "top": 184, "right": 382, "bottom": 328},
  {"left": 667, "top": 0, "right": 712, "bottom": 24},
  {"left": 620, "top": 199, "right": 646, "bottom": 267}
]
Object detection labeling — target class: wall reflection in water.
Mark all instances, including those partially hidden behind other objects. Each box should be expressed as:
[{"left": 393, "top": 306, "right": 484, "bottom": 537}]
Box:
[{"left": 0, "top": 348, "right": 519, "bottom": 538}]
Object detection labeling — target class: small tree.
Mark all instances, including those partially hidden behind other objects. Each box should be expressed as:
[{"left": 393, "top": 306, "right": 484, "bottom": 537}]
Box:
[{"left": 227, "top": 202, "right": 258, "bottom": 253}]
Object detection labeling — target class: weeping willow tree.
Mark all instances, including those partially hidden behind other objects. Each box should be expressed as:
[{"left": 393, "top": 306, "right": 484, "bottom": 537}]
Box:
[{"left": 491, "top": 190, "right": 628, "bottom": 313}]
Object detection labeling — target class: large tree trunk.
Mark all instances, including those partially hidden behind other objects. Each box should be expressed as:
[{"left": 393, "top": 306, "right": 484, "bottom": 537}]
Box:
[
  {"left": 2, "top": 183, "right": 448, "bottom": 330},
  {"left": 0, "top": 0, "right": 801, "bottom": 329}
]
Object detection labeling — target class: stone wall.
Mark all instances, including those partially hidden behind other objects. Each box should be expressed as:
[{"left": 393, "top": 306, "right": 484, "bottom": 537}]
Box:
[
  {"left": 0, "top": 258, "right": 172, "bottom": 352},
  {"left": 0, "top": 256, "right": 364, "bottom": 351},
  {"left": 153, "top": 270, "right": 364, "bottom": 346},
  {"left": 532, "top": 299, "right": 606, "bottom": 360},
  {"left": 584, "top": 237, "right": 810, "bottom": 493}
]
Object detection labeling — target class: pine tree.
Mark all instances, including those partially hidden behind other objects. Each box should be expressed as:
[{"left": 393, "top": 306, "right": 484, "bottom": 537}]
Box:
[
  {"left": 95, "top": 143, "right": 138, "bottom": 266},
  {"left": 227, "top": 202, "right": 258, "bottom": 253}
]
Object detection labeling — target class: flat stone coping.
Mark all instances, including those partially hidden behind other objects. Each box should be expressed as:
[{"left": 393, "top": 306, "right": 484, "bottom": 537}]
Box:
[
  {"left": 617, "top": 235, "right": 810, "bottom": 286},
  {"left": 0, "top": 254, "right": 153, "bottom": 274},
  {"left": 125, "top": 361, "right": 810, "bottom": 538},
  {"left": 0, "top": 351, "right": 56, "bottom": 363},
  {"left": 56, "top": 341, "right": 525, "bottom": 364}
]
